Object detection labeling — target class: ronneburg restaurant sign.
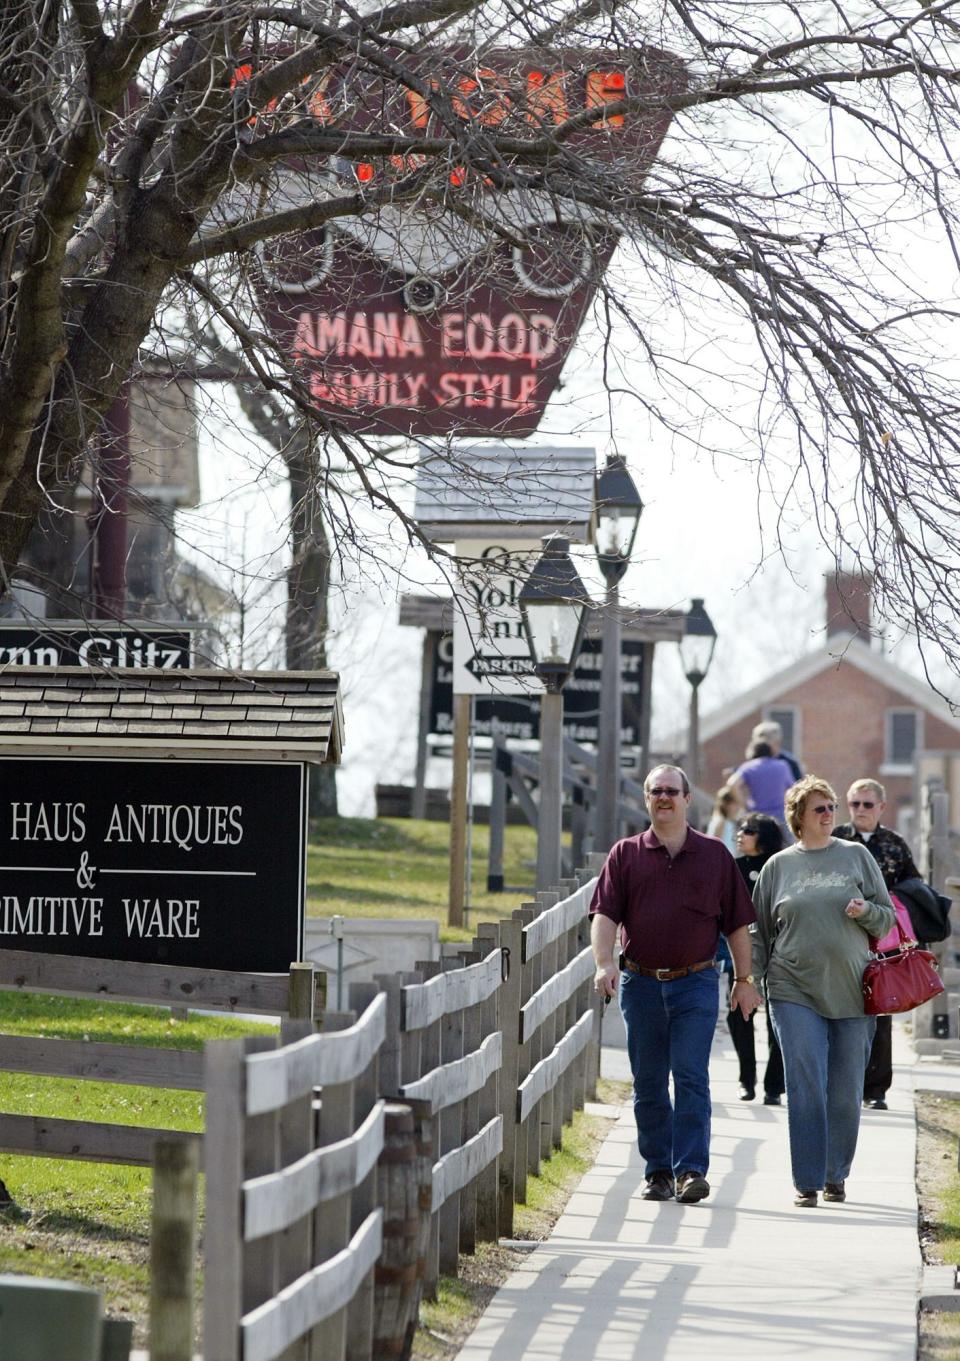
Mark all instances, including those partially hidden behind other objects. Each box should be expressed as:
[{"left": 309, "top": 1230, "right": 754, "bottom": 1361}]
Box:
[{"left": 0, "top": 757, "right": 306, "bottom": 973}]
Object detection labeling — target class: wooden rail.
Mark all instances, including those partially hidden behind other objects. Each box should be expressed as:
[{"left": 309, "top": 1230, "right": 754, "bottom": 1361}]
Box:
[
  {"left": 0, "top": 954, "right": 321, "bottom": 1170},
  {"left": 204, "top": 994, "right": 388, "bottom": 1361}
]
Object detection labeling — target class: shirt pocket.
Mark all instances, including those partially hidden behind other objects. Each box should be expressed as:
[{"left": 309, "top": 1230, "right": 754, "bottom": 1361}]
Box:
[{"left": 678, "top": 876, "right": 720, "bottom": 919}]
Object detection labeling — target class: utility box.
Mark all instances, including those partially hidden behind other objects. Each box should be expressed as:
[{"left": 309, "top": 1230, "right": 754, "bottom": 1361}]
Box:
[{"left": 0, "top": 1275, "right": 102, "bottom": 1361}]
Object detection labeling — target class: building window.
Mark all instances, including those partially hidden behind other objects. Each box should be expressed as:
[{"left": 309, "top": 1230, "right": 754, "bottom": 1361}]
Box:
[
  {"left": 885, "top": 709, "right": 920, "bottom": 768},
  {"left": 764, "top": 706, "right": 800, "bottom": 759}
]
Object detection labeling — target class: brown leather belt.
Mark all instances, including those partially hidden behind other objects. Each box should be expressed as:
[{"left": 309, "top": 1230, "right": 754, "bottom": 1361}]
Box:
[{"left": 621, "top": 956, "right": 717, "bottom": 982}]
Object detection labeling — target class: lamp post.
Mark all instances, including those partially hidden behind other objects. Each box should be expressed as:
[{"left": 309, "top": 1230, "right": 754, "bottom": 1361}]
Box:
[
  {"left": 594, "top": 454, "right": 643, "bottom": 852},
  {"left": 679, "top": 597, "right": 717, "bottom": 792},
  {"left": 519, "top": 536, "right": 591, "bottom": 892}
]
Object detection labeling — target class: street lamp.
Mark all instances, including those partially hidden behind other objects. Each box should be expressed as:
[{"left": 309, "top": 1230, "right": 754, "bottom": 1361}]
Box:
[
  {"left": 679, "top": 597, "right": 717, "bottom": 792},
  {"left": 594, "top": 454, "right": 643, "bottom": 851},
  {"left": 519, "top": 536, "right": 591, "bottom": 891}
]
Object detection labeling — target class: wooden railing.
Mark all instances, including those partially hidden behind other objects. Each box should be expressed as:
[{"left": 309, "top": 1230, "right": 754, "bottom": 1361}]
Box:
[
  {"left": 0, "top": 953, "right": 322, "bottom": 1167},
  {"left": 1, "top": 865, "right": 605, "bottom": 1359},
  {"left": 204, "top": 994, "right": 387, "bottom": 1361}
]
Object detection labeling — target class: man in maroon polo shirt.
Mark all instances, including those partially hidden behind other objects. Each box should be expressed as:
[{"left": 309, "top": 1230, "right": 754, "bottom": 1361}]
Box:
[{"left": 590, "top": 764, "right": 760, "bottom": 1203}]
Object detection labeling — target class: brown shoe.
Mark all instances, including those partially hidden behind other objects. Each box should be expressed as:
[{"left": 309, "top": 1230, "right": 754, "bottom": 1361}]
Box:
[
  {"left": 823, "top": 1181, "right": 846, "bottom": 1203},
  {"left": 641, "top": 1170, "right": 675, "bottom": 1201},
  {"left": 794, "top": 1189, "right": 818, "bottom": 1208},
  {"left": 676, "top": 1170, "right": 710, "bottom": 1203}
]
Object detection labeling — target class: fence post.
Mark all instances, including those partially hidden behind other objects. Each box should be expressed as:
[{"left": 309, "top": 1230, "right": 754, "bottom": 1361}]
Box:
[
  {"left": 514, "top": 905, "right": 538, "bottom": 1193},
  {"left": 373, "top": 1100, "right": 432, "bottom": 1361},
  {"left": 150, "top": 1138, "right": 199, "bottom": 1361},
  {"left": 203, "top": 1034, "right": 277, "bottom": 1361},
  {"left": 417, "top": 961, "right": 443, "bottom": 1301},
  {"left": 438, "top": 957, "right": 464, "bottom": 1276},
  {"left": 288, "top": 961, "right": 316, "bottom": 1022},
  {"left": 458, "top": 950, "right": 481, "bottom": 1256},
  {"left": 488, "top": 736, "right": 507, "bottom": 893},
  {"left": 473, "top": 937, "right": 501, "bottom": 1243},
  {"left": 536, "top": 892, "right": 560, "bottom": 1160},
  {"left": 486, "top": 918, "right": 520, "bottom": 1238}
]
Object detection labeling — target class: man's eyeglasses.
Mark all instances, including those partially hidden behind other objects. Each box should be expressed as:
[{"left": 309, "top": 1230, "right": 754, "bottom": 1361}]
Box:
[
  {"left": 849, "top": 800, "right": 876, "bottom": 810},
  {"left": 647, "top": 786, "right": 683, "bottom": 797},
  {"left": 810, "top": 802, "right": 837, "bottom": 815}
]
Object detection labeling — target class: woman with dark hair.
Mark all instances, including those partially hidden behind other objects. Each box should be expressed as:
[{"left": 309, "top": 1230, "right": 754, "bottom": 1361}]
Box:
[{"left": 731, "top": 814, "right": 786, "bottom": 1104}]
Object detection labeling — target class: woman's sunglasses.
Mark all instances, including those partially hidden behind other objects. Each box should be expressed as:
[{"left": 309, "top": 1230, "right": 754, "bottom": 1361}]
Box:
[{"left": 809, "top": 802, "right": 837, "bottom": 814}]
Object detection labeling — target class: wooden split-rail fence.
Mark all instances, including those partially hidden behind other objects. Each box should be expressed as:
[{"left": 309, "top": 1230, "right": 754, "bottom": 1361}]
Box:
[
  {"left": 201, "top": 862, "right": 606, "bottom": 1360},
  {"left": 0, "top": 862, "right": 607, "bottom": 1360},
  {"left": 0, "top": 951, "right": 324, "bottom": 1168}
]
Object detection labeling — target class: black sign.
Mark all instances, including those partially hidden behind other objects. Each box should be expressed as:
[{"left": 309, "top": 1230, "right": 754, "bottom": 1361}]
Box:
[
  {"left": 428, "top": 633, "right": 643, "bottom": 743},
  {"left": 0, "top": 758, "right": 306, "bottom": 972},
  {"left": 0, "top": 626, "right": 192, "bottom": 668}
]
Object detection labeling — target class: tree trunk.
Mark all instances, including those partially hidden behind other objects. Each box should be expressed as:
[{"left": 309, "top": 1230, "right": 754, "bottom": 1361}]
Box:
[{"left": 286, "top": 439, "right": 338, "bottom": 818}]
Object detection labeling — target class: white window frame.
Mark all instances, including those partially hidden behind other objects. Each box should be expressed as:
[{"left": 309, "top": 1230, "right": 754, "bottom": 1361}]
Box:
[{"left": 880, "top": 707, "right": 923, "bottom": 775}]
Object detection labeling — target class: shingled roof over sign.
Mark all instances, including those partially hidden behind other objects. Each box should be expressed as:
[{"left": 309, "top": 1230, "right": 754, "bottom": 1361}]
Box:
[
  {"left": 414, "top": 445, "right": 596, "bottom": 542},
  {"left": 0, "top": 668, "right": 343, "bottom": 764}
]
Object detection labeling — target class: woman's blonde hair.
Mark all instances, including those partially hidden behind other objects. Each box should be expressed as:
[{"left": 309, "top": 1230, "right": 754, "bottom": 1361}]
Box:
[
  {"left": 784, "top": 774, "right": 838, "bottom": 839},
  {"left": 712, "top": 784, "right": 740, "bottom": 817}
]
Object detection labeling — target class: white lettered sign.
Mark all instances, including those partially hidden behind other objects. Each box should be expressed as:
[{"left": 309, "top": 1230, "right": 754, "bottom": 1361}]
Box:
[{"left": 451, "top": 539, "right": 544, "bottom": 697}]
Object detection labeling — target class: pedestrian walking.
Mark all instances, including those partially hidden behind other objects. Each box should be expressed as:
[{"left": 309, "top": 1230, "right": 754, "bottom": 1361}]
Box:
[
  {"left": 833, "top": 778, "right": 922, "bottom": 1110},
  {"left": 707, "top": 784, "right": 744, "bottom": 854},
  {"left": 727, "top": 813, "right": 786, "bottom": 1105},
  {"left": 590, "top": 764, "right": 760, "bottom": 1204},
  {"left": 752, "top": 776, "right": 895, "bottom": 1207},
  {"left": 751, "top": 719, "right": 803, "bottom": 781},
  {"left": 730, "top": 740, "right": 794, "bottom": 828}
]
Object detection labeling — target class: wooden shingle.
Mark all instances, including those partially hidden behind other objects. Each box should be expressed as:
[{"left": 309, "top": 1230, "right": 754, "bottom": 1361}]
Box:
[{"left": 0, "top": 668, "right": 343, "bottom": 764}]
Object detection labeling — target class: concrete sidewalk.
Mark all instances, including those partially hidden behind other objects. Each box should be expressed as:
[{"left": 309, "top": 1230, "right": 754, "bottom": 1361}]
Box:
[{"left": 456, "top": 1020, "right": 921, "bottom": 1361}]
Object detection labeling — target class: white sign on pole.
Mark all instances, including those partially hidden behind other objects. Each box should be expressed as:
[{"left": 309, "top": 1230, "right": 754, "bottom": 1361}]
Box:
[{"left": 452, "top": 539, "right": 544, "bottom": 696}]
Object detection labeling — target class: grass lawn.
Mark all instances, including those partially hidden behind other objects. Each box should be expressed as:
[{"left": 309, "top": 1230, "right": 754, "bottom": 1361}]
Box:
[
  {"left": 0, "top": 813, "right": 587, "bottom": 1348},
  {"left": 306, "top": 816, "right": 551, "bottom": 942},
  {"left": 0, "top": 996, "right": 277, "bottom": 1347}
]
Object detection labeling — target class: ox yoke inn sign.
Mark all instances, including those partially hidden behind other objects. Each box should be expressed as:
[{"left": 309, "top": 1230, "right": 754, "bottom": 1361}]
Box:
[{"left": 0, "top": 666, "right": 343, "bottom": 975}]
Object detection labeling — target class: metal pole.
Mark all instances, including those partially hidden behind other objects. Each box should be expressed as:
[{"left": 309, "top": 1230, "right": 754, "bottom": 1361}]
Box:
[
  {"left": 448, "top": 692, "right": 470, "bottom": 926},
  {"left": 595, "top": 580, "right": 621, "bottom": 852},
  {"left": 465, "top": 695, "right": 475, "bottom": 927},
  {"left": 638, "top": 641, "right": 655, "bottom": 775},
  {"left": 329, "top": 916, "right": 345, "bottom": 1009},
  {"left": 688, "top": 679, "right": 701, "bottom": 788},
  {"left": 537, "top": 689, "right": 564, "bottom": 892},
  {"left": 412, "top": 631, "right": 437, "bottom": 820}
]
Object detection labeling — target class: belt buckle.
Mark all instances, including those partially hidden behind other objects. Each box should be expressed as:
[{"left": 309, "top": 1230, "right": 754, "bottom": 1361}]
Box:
[{"left": 655, "top": 967, "right": 671, "bottom": 980}]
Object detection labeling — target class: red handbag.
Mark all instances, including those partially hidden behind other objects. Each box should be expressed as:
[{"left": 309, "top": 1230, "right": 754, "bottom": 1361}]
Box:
[{"left": 862, "top": 920, "right": 944, "bottom": 1015}]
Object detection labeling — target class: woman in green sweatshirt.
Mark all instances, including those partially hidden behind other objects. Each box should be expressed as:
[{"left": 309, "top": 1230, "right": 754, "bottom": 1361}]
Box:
[{"left": 752, "top": 775, "right": 894, "bottom": 1209}]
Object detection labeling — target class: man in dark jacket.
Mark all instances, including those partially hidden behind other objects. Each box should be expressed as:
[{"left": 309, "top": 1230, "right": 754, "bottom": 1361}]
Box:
[{"left": 833, "top": 778, "right": 921, "bottom": 1110}]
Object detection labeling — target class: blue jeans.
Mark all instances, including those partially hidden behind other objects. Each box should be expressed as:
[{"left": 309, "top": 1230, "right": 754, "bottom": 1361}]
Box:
[
  {"left": 619, "top": 967, "right": 719, "bottom": 1178},
  {"left": 769, "top": 999, "right": 875, "bottom": 1190}
]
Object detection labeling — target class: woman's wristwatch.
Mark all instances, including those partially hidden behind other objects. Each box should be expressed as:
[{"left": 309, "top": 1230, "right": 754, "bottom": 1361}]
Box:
[{"left": 734, "top": 974, "right": 755, "bottom": 984}]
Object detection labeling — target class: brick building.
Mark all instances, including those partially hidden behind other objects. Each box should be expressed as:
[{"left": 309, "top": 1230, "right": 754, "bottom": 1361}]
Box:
[{"left": 698, "top": 573, "right": 960, "bottom": 832}]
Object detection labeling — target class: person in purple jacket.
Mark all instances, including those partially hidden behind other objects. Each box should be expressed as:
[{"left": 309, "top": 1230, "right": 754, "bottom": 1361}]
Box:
[
  {"left": 730, "top": 740, "right": 794, "bottom": 830},
  {"left": 590, "top": 764, "right": 759, "bottom": 1205}
]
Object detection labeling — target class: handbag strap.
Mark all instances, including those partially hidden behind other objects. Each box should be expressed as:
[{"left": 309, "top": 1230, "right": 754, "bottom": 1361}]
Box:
[{"left": 869, "top": 917, "right": 917, "bottom": 954}]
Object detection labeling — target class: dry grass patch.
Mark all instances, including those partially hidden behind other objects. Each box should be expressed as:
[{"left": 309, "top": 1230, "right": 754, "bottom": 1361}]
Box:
[{"left": 917, "top": 1092, "right": 960, "bottom": 1360}]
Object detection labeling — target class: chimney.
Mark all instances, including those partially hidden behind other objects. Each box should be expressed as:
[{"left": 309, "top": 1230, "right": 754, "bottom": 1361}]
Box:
[{"left": 825, "top": 570, "right": 873, "bottom": 642}]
